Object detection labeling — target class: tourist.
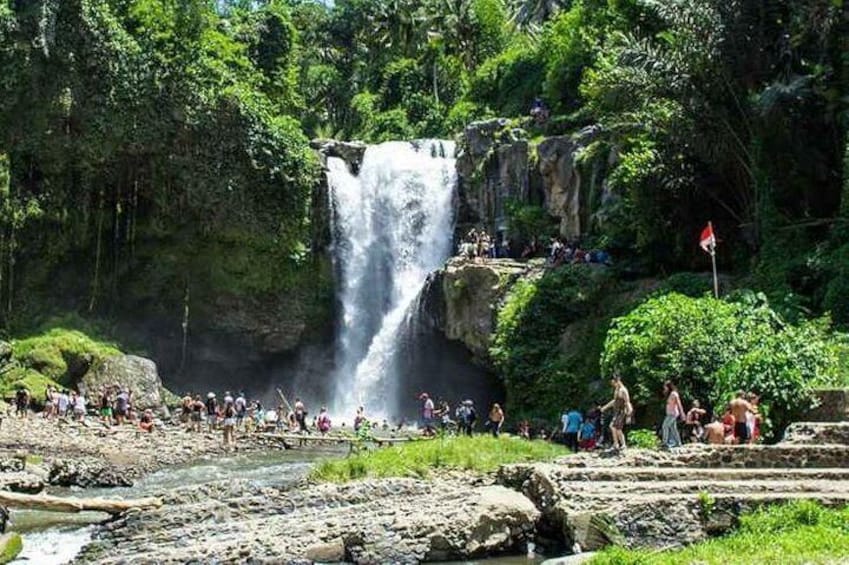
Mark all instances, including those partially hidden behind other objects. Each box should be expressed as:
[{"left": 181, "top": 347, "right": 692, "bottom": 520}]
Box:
[
  {"left": 601, "top": 375, "right": 631, "bottom": 451},
  {"left": 746, "top": 392, "right": 761, "bottom": 444},
  {"left": 561, "top": 407, "right": 583, "bottom": 453},
  {"left": 57, "top": 390, "right": 70, "bottom": 419},
  {"left": 354, "top": 406, "right": 366, "bottom": 432},
  {"left": 293, "top": 397, "right": 309, "bottom": 433},
  {"left": 235, "top": 392, "right": 247, "bottom": 429},
  {"left": 114, "top": 389, "right": 129, "bottom": 426},
  {"left": 578, "top": 416, "right": 597, "bottom": 450},
  {"left": 487, "top": 403, "right": 504, "bottom": 437},
  {"left": 73, "top": 392, "right": 86, "bottom": 422},
  {"left": 43, "top": 387, "right": 56, "bottom": 419},
  {"left": 419, "top": 393, "right": 435, "bottom": 436},
  {"left": 99, "top": 388, "right": 113, "bottom": 426},
  {"left": 191, "top": 395, "right": 204, "bottom": 432},
  {"left": 729, "top": 391, "right": 755, "bottom": 444},
  {"left": 180, "top": 394, "right": 192, "bottom": 427},
  {"left": 316, "top": 406, "right": 332, "bottom": 434},
  {"left": 222, "top": 401, "right": 236, "bottom": 449},
  {"left": 518, "top": 420, "right": 531, "bottom": 440},
  {"left": 436, "top": 400, "right": 453, "bottom": 432},
  {"left": 661, "top": 381, "right": 685, "bottom": 449},
  {"left": 684, "top": 400, "right": 707, "bottom": 443},
  {"left": 14, "top": 387, "right": 28, "bottom": 419},
  {"left": 205, "top": 392, "right": 218, "bottom": 432},
  {"left": 138, "top": 409, "right": 155, "bottom": 433},
  {"left": 704, "top": 415, "right": 725, "bottom": 445},
  {"left": 456, "top": 400, "right": 476, "bottom": 436}
]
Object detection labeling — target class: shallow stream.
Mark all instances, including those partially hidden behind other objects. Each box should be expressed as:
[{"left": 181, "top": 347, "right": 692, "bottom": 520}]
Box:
[{"left": 10, "top": 449, "right": 336, "bottom": 564}]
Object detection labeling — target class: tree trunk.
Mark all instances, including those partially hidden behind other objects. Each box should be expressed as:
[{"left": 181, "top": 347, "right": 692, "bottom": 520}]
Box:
[
  {"left": 0, "top": 490, "right": 161, "bottom": 514},
  {"left": 88, "top": 189, "right": 105, "bottom": 313}
]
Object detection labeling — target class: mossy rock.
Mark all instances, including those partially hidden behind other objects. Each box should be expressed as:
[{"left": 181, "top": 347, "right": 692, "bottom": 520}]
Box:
[
  {"left": 11, "top": 328, "right": 121, "bottom": 384},
  {"left": 0, "top": 532, "right": 22, "bottom": 564},
  {"left": 0, "top": 366, "right": 63, "bottom": 403}
]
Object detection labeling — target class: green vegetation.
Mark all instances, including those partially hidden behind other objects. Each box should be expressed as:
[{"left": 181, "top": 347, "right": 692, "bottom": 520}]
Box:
[
  {"left": 1, "top": 326, "right": 122, "bottom": 400},
  {"left": 310, "top": 435, "right": 567, "bottom": 482},
  {"left": 626, "top": 429, "right": 659, "bottom": 450},
  {"left": 0, "top": 532, "right": 22, "bottom": 564},
  {"left": 602, "top": 292, "right": 846, "bottom": 436},
  {"left": 591, "top": 501, "right": 849, "bottom": 565},
  {"left": 490, "top": 265, "right": 618, "bottom": 419}
]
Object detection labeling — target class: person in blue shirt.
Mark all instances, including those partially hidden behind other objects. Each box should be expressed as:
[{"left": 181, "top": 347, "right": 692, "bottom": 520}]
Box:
[
  {"left": 578, "top": 419, "right": 597, "bottom": 450},
  {"left": 561, "top": 408, "right": 583, "bottom": 452}
]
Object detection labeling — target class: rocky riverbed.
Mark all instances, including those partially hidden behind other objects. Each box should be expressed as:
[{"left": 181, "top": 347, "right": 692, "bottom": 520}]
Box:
[
  {"left": 0, "top": 415, "right": 285, "bottom": 488},
  {"left": 2, "top": 420, "right": 849, "bottom": 563}
]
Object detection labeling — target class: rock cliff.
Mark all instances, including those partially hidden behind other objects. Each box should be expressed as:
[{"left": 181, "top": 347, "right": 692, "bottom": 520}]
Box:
[{"left": 455, "top": 120, "right": 610, "bottom": 243}]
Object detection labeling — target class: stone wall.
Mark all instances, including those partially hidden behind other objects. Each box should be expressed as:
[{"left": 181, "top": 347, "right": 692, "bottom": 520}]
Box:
[{"left": 807, "top": 389, "right": 849, "bottom": 422}]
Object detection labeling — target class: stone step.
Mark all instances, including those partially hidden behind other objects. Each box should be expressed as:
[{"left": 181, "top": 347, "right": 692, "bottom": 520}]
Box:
[
  {"left": 538, "top": 466, "right": 849, "bottom": 482},
  {"left": 546, "top": 444, "right": 849, "bottom": 469},
  {"left": 572, "top": 491, "right": 849, "bottom": 504},
  {"left": 782, "top": 422, "right": 849, "bottom": 445},
  {"left": 558, "top": 479, "right": 849, "bottom": 496}
]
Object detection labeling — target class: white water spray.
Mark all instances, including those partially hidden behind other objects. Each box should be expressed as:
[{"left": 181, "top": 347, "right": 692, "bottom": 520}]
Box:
[{"left": 328, "top": 140, "right": 456, "bottom": 418}]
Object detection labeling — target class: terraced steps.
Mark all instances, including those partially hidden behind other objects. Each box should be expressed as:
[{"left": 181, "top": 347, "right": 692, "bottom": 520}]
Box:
[{"left": 497, "top": 434, "right": 849, "bottom": 553}]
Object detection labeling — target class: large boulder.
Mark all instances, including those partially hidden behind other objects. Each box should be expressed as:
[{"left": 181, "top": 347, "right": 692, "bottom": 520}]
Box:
[
  {"left": 81, "top": 355, "right": 168, "bottom": 410},
  {"left": 312, "top": 139, "right": 368, "bottom": 174},
  {"left": 437, "top": 258, "right": 532, "bottom": 363}
]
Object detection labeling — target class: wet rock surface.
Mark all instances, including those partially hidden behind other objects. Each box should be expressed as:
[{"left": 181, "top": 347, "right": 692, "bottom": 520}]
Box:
[
  {"left": 0, "top": 416, "right": 272, "bottom": 488},
  {"left": 77, "top": 479, "right": 539, "bottom": 564}
]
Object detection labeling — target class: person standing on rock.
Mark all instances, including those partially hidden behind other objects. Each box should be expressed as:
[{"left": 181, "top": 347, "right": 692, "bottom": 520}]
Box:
[
  {"left": 14, "top": 387, "right": 29, "bottom": 419},
  {"left": 222, "top": 401, "right": 236, "bottom": 449},
  {"left": 661, "top": 381, "right": 685, "bottom": 449},
  {"left": 114, "top": 389, "right": 129, "bottom": 426},
  {"left": 191, "top": 395, "right": 205, "bottom": 432},
  {"left": 601, "top": 375, "right": 631, "bottom": 451},
  {"left": 235, "top": 392, "right": 247, "bottom": 429},
  {"left": 99, "top": 388, "right": 113, "bottom": 427},
  {"left": 73, "top": 392, "right": 87, "bottom": 422},
  {"left": 294, "top": 398, "right": 309, "bottom": 433},
  {"left": 487, "top": 403, "right": 504, "bottom": 437},
  {"left": 205, "top": 393, "right": 218, "bottom": 432}
]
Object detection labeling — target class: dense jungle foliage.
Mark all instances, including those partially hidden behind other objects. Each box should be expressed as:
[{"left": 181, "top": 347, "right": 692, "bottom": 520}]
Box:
[{"left": 1, "top": 0, "right": 849, "bottom": 422}]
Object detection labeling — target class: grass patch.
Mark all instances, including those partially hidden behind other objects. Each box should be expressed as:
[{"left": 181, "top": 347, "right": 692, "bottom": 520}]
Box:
[
  {"left": 591, "top": 501, "right": 849, "bottom": 565},
  {"left": 310, "top": 435, "right": 568, "bottom": 482}
]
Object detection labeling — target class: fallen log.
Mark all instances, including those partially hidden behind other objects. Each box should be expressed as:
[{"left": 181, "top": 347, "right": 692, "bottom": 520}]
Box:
[{"left": 0, "top": 490, "right": 162, "bottom": 514}]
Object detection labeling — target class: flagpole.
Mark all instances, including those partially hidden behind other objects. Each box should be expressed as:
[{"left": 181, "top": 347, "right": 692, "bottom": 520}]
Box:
[{"left": 709, "top": 221, "right": 719, "bottom": 299}]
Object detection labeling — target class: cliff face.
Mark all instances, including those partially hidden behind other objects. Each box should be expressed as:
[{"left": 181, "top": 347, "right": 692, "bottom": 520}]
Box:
[{"left": 455, "top": 120, "right": 609, "bottom": 242}]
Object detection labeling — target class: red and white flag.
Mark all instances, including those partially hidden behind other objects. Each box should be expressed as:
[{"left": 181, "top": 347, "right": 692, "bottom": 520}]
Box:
[{"left": 699, "top": 222, "right": 716, "bottom": 254}]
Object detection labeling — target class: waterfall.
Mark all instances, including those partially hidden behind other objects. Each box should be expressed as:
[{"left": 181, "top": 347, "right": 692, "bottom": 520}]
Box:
[{"left": 327, "top": 140, "right": 457, "bottom": 419}]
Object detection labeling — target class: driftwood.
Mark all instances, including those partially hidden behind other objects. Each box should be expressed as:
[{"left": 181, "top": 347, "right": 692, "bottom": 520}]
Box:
[{"left": 0, "top": 490, "right": 162, "bottom": 514}]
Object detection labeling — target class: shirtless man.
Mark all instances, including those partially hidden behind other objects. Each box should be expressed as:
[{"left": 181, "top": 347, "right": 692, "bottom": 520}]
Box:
[
  {"left": 729, "top": 391, "right": 755, "bottom": 444},
  {"left": 601, "top": 375, "right": 632, "bottom": 450},
  {"left": 704, "top": 415, "right": 726, "bottom": 445}
]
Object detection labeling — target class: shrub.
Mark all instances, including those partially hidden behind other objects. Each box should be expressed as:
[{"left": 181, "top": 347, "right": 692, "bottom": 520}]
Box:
[
  {"left": 601, "top": 292, "right": 843, "bottom": 436},
  {"left": 491, "top": 266, "right": 615, "bottom": 419},
  {"left": 627, "top": 428, "right": 659, "bottom": 449},
  {"left": 468, "top": 37, "right": 544, "bottom": 117}
]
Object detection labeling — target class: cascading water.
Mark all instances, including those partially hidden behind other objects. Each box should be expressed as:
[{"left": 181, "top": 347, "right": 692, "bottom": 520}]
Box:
[{"left": 328, "top": 140, "right": 456, "bottom": 418}]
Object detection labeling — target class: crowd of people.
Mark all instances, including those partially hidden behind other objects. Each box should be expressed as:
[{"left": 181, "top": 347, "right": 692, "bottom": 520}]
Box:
[
  {"left": 548, "top": 378, "right": 763, "bottom": 453},
  {"left": 11, "top": 385, "right": 157, "bottom": 432},
  {"left": 456, "top": 227, "right": 612, "bottom": 271},
  {"left": 458, "top": 229, "right": 509, "bottom": 261}
]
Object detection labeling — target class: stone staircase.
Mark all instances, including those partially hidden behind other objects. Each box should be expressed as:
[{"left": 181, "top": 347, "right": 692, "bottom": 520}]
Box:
[{"left": 497, "top": 422, "right": 849, "bottom": 553}]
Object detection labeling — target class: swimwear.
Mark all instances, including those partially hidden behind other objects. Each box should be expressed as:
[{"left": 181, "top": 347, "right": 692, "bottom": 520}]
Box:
[{"left": 734, "top": 421, "right": 749, "bottom": 442}]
